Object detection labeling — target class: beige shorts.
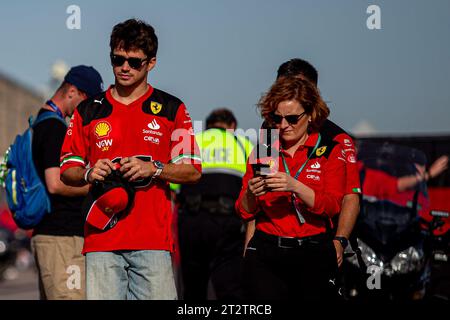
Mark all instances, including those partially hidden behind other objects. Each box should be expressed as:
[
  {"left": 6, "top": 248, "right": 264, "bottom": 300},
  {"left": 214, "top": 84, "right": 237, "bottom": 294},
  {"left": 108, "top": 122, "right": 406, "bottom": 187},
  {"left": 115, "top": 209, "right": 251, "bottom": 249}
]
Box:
[{"left": 31, "top": 235, "right": 85, "bottom": 300}]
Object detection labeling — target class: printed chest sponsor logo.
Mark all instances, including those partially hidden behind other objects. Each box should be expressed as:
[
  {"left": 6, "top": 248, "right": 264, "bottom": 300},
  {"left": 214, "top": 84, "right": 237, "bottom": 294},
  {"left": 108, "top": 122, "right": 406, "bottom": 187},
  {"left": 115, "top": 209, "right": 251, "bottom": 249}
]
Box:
[
  {"left": 306, "top": 174, "right": 321, "bottom": 181},
  {"left": 142, "top": 119, "right": 163, "bottom": 137},
  {"left": 96, "top": 139, "right": 113, "bottom": 152},
  {"left": 67, "top": 120, "right": 74, "bottom": 136},
  {"left": 94, "top": 121, "right": 112, "bottom": 139},
  {"left": 144, "top": 136, "right": 160, "bottom": 144},
  {"left": 343, "top": 139, "right": 353, "bottom": 147},
  {"left": 148, "top": 119, "right": 160, "bottom": 130},
  {"left": 143, "top": 119, "right": 162, "bottom": 143},
  {"left": 311, "top": 161, "right": 321, "bottom": 169},
  {"left": 347, "top": 154, "right": 356, "bottom": 163},
  {"left": 306, "top": 161, "right": 322, "bottom": 173}
]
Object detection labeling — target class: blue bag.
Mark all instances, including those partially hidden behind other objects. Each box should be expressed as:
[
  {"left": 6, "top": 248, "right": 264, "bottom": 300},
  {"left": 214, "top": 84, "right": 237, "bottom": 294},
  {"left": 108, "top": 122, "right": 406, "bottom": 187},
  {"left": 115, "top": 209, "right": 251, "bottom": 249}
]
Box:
[{"left": 4, "top": 112, "right": 67, "bottom": 229}]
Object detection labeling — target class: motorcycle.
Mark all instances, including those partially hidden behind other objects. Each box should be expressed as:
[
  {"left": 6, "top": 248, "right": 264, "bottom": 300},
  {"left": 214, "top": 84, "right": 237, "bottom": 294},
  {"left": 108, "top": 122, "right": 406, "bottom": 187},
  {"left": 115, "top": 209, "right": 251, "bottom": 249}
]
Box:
[
  {"left": 424, "top": 210, "right": 450, "bottom": 301},
  {"left": 341, "top": 142, "right": 441, "bottom": 301}
]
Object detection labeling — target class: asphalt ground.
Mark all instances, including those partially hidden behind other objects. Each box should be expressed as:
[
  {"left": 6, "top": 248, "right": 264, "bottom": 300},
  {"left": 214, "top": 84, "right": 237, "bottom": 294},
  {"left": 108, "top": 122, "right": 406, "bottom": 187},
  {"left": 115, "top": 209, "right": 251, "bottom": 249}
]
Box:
[{"left": 0, "top": 267, "right": 39, "bottom": 300}]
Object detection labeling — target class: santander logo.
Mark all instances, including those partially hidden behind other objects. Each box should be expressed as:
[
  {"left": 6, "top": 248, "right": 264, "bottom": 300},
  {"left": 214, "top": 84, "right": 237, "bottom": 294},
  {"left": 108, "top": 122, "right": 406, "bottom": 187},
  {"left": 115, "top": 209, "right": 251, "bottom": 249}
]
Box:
[
  {"left": 311, "top": 162, "right": 321, "bottom": 169},
  {"left": 148, "top": 119, "right": 160, "bottom": 130}
]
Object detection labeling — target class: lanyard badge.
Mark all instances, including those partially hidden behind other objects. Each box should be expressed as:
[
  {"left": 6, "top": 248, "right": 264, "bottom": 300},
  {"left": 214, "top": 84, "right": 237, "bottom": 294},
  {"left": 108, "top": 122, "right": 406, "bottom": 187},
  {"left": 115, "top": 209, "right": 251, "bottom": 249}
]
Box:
[
  {"left": 281, "top": 134, "right": 321, "bottom": 225},
  {"left": 292, "top": 193, "right": 306, "bottom": 224}
]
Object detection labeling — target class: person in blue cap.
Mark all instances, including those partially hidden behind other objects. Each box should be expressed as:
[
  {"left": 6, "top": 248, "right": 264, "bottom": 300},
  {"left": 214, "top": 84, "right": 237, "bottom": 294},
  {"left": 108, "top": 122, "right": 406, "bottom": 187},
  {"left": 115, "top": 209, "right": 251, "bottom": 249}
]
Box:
[{"left": 30, "top": 65, "right": 103, "bottom": 300}]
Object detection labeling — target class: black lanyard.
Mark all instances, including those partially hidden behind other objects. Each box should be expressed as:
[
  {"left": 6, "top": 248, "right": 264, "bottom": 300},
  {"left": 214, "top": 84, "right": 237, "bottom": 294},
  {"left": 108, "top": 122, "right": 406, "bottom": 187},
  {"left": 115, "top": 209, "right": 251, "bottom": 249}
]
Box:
[{"left": 280, "top": 134, "right": 321, "bottom": 224}]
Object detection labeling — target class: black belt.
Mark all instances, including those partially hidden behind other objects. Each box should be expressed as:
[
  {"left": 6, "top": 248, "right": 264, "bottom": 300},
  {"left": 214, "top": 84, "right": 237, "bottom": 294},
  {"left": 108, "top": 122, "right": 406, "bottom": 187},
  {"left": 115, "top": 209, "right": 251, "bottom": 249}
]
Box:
[{"left": 254, "top": 229, "right": 331, "bottom": 249}]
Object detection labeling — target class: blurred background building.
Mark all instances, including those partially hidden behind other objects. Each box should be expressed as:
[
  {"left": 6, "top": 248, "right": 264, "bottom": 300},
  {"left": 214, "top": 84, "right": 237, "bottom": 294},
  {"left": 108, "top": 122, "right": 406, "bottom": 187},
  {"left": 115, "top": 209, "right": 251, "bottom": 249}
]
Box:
[{"left": 0, "top": 72, "right": 44, "bottom": 155}]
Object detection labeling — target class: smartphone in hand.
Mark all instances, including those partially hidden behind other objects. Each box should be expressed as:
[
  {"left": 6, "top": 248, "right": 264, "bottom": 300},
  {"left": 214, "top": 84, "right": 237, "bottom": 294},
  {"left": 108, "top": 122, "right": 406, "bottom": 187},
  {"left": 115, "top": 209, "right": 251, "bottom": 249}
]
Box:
[{"left": 251, "top": 163, "right": 271, "bottom": 177}]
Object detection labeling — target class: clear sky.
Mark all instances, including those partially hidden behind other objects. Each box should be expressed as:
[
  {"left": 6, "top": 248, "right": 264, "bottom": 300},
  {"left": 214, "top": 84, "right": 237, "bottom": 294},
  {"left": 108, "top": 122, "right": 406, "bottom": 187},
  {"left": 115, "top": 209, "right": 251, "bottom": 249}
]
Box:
[{"left": 1, "top": 0, "right": 449, "bottom": 135}]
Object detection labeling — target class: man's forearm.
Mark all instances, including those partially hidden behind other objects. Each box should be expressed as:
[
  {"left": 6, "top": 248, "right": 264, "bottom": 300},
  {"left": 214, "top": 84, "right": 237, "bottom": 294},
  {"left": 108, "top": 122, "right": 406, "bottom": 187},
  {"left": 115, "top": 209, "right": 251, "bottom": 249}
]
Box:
[
  {"left": 54, "top": 184, "right": 89, "bottom": 197},
  {"left": 61, "top": 166, "right": 88, "bottom": 187},
  {"left": 335, "top": 193, "right": 360, "bottom": 238},
  {"left": 158, "top": 163, "right": 201, "bottom": 184}
]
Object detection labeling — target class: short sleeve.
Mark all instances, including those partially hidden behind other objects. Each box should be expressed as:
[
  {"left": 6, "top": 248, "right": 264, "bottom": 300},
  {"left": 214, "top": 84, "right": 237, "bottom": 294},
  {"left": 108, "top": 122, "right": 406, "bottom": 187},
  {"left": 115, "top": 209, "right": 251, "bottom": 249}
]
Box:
[
  {"left": 334, "top": 134, "right": 361, "bottom": 194},
  {"left": 169, "top": 104, "right": 202, "bottom": 172},
  {"left": 60, "top": 108, "right": 88, "bottom": 174}
]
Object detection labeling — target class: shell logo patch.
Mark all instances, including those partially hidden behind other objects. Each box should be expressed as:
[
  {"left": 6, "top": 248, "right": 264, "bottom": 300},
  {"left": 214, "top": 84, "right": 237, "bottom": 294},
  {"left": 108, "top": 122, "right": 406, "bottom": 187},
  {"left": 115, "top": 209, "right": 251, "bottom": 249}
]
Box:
[
  {"left": 316, "top": 146, "right": 327, "bottom": 156},
  {"left": 151, "top": 102, "right": 163, "bottom": 114},
  {"left": 94, "top": 121, "right": 112, "bottom": 139}
]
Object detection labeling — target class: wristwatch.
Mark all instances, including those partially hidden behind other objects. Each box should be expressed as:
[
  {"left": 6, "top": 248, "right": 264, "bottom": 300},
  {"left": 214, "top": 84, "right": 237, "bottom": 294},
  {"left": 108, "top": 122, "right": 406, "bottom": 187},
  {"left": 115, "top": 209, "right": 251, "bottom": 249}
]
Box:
[
  {"left": 152, "top": 160, "right": 164, "bottom": 178},
  {"left": 333, "top": 236, "right": 349, "bottom": 250},
  {"left": 84, "top": 167, "right": 94, "bottom": 183}
]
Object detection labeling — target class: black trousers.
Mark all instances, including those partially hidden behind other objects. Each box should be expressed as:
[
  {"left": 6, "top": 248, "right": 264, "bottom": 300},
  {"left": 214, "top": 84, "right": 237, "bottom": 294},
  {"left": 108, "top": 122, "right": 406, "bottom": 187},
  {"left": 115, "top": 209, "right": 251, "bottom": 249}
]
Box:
[
  {"left": 243, "top": 230, "right": 339, "bottom": 300},
  {"left": 178, "top": 209, "right": 245, "bottom": 300}
]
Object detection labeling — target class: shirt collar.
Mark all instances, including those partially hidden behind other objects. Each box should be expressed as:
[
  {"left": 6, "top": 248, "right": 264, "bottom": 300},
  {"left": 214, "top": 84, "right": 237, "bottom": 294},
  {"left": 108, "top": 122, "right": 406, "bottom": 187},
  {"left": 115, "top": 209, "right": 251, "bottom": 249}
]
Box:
[{"left": 280, "top": 132, "right": 319, "bottom": 156}]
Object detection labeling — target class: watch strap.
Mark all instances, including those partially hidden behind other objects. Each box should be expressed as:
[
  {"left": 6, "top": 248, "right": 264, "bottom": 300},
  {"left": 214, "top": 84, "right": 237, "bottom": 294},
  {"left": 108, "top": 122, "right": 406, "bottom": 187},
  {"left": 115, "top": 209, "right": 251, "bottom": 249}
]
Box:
[{"left": 334, "top": 236, "right": 349, "bottom": 249}]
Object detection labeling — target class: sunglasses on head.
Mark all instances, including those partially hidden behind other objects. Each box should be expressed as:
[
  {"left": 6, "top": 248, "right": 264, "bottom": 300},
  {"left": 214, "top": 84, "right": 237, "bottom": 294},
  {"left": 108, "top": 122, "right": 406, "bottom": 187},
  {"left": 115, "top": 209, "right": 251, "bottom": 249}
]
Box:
[
  {"left": 110, "top": 53, "right": 149, "bottom": 70},
  {"left": 269, "top": 112, "right": 307, "bottom": 125}
]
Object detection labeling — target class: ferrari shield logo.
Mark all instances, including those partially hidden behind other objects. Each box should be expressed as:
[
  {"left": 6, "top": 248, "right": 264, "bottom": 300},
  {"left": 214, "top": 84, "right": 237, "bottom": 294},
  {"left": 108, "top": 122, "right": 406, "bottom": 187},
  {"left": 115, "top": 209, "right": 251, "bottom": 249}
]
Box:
[
  {"left": 316, "top": 146, "right": 327, "bottom": 156},
  {"left": 151, "top": 102, "right": 162, "bottom": 114}
]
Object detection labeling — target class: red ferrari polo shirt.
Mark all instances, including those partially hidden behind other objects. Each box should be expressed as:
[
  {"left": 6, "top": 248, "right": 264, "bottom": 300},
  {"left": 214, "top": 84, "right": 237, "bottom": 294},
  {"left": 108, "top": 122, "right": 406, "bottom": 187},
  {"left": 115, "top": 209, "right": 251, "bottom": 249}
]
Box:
[
  {"left": 60, "top": 85, "right": 201, "bottom": 253},
  {"left": 236, "top": 132, "right": 346, "bottom": 238}
]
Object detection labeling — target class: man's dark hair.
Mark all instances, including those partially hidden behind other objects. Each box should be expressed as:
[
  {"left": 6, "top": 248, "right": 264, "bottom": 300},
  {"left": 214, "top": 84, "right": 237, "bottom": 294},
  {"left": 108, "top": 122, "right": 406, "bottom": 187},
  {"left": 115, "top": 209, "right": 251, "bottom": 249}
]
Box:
[
  {"left": 206, "top": 108, "right": 237, "bottom": 129},
  {"left": 110, "top": 19, "right": 158, "bottom": 58},
  {"left": 276, "top": 58, "right": 318, "bottom": 85}
]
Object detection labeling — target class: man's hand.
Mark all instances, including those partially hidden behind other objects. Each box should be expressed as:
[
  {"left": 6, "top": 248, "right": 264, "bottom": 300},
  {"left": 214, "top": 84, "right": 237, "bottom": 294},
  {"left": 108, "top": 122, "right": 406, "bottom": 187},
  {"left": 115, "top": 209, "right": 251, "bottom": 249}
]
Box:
[
  {"left": 333, "top": 239, "right": 344, "bottom": 267},
  {"left": 120, "top": 157, "right": 156, "bottom": 182},
  {"left": 87, "top": 159, "right": 116, "bottom": 183},
  {"left": 428, "top": 155, "right": 449, "bottom": 179}
]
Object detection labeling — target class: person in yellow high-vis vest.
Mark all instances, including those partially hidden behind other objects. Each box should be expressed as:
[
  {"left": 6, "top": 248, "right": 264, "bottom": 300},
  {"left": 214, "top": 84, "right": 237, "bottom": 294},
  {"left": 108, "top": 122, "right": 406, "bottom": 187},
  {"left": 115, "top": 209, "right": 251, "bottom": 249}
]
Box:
[{"left": 176, "top": 108, "right": 253, "bottom": 300}]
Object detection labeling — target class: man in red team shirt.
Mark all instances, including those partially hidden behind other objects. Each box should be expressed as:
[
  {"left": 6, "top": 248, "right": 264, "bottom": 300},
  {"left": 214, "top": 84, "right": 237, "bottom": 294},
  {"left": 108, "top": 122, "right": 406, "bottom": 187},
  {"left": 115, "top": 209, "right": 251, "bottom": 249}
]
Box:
[{"left": 60, "top": 19, "right": 201, "bottom": 300}]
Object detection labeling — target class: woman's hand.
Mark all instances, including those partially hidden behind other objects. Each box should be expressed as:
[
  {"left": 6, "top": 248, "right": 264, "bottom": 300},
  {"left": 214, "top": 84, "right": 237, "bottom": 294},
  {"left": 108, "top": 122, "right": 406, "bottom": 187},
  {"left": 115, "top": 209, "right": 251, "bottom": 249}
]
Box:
[
  {"left": 247, "top": 176, "right": 267, "bottom": 197},
  {"left": 263, "top": 172, "right": 299, "bottom": 193}
]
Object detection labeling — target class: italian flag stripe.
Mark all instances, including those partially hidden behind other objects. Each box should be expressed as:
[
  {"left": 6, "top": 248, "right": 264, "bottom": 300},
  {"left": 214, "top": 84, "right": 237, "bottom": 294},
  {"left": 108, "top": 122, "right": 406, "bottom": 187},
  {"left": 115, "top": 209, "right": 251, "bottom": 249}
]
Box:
[
  {"left": 60, "top": 156, "right": 85, "bottom": 167},
  {"left": 171, "top": 154, "right": 202, "bottom": 163}
]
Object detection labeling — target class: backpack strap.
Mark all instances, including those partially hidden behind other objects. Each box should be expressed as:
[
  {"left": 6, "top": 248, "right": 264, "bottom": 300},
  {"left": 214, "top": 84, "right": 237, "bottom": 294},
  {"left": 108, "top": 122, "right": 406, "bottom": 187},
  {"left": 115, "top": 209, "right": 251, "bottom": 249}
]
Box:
[{"left": 32, "top": 111, "right": 67, "bottom": 128}]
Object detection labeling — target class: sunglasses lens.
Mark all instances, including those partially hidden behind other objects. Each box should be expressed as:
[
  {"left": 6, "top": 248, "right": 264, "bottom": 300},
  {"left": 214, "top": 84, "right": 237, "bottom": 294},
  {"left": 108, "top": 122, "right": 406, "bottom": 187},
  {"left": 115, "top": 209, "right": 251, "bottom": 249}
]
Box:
[
  {"left": 285, "top": 115, "right": 300, "bottom": 125},
  {"left": 111, "top": 55, "right": 126, "bottom": 67},
  {"left": 128, "top": 58, "right": 143, "bottom": 69},
  {"left": 270, "top": 114, "right": 283, "bottom": 124}
]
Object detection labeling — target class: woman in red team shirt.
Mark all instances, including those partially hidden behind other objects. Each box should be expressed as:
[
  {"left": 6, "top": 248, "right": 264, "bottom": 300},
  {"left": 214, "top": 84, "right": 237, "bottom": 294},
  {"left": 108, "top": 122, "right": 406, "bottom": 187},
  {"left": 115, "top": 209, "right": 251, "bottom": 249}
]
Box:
[{"left": 236, "top": 76, "right": 347, "bottom": 300}]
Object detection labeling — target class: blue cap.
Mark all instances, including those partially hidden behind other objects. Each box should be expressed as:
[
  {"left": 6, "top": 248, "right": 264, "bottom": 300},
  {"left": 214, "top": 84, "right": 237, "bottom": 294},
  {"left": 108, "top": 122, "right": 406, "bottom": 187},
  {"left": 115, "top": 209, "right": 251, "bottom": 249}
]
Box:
[{"left": 64, "top": 65, "right": 103, "bottom": 98}]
